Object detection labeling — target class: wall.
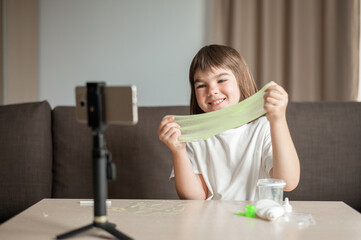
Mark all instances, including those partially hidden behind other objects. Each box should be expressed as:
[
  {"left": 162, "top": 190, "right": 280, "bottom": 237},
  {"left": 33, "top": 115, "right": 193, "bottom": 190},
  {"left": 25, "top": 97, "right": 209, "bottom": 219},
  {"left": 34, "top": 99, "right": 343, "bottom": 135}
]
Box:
[
  {"left": 2, "top": 0, "right": 38, "bottom": 105},
  {"left": 39, "top": 0, "right": 212, "bottom": 107},
  {"left": 0, "top": 0, "right": 3, "bottom": 105},
  {"left": 359, "top": 0, "right": 361, "bottom": 101}
]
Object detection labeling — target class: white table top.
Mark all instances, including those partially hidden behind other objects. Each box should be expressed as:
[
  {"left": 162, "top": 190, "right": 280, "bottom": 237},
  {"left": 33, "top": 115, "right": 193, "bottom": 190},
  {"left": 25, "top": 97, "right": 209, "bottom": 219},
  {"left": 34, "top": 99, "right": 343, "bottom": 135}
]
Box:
[{"left": 0, "top": 199, "right": 360, "bottom": 240}]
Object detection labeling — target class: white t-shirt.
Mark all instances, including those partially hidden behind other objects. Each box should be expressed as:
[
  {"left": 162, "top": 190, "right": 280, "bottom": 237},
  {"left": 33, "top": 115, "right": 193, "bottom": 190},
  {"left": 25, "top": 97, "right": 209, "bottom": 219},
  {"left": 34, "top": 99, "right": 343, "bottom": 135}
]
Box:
[{"left": 170, "top": 116, "right": 273, "bottom": 200}]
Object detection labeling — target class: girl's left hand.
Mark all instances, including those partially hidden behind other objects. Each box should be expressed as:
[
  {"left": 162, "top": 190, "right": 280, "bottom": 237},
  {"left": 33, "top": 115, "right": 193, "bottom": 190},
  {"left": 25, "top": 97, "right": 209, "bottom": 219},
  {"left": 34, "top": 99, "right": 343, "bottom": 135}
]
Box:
[{"left": 264, "top": 82, "right": 288, "bottom": 123}]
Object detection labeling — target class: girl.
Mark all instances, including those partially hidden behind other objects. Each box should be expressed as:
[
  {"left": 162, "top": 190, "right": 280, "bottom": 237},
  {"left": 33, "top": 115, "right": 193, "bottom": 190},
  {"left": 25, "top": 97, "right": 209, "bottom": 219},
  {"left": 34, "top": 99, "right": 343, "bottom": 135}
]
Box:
[{"left": 158, "top": 45, "right": 300, "bottom": 200}]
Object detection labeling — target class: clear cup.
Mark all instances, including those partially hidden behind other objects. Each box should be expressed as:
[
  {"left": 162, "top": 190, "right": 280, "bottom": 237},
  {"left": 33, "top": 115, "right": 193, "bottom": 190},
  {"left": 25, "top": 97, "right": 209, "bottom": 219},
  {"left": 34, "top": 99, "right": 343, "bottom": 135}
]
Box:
[{"left": 256, "top": 178, "right": 286, "bottom": 204}]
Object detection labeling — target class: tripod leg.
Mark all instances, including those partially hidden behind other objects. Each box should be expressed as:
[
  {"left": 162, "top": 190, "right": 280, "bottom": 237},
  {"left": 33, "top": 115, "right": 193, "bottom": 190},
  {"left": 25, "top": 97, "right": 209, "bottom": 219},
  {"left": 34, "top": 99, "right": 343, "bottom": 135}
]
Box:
[
  {"left": 99, "top": 222, "right": 133, "bottom": 240},
  {"left": 56, "top": 223, "right": 93, "bottom": 239}
]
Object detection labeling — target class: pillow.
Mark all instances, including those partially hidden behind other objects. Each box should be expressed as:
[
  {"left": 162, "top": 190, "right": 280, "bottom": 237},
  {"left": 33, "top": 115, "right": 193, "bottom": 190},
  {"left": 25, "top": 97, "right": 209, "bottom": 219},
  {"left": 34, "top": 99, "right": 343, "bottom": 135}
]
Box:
[{"left": 0, "top": 101, "right": 52, "bottom": 223}]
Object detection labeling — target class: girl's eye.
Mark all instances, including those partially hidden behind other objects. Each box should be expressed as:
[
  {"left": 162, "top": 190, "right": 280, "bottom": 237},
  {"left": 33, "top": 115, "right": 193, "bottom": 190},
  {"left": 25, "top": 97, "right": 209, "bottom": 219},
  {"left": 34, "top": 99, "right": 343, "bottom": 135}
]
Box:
[
  {"left": 218, "top": 79, "right": 227, "bottom": 83},
  {"left": 196, "top": 84, "right": 206, "bottom": 89}
]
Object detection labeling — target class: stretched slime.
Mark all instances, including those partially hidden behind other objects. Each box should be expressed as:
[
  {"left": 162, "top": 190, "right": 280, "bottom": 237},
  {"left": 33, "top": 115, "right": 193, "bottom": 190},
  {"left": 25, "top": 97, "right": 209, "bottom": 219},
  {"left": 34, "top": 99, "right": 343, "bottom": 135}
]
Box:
[{"left": 164, "top": 82, "right": 275, "bottom": 142}]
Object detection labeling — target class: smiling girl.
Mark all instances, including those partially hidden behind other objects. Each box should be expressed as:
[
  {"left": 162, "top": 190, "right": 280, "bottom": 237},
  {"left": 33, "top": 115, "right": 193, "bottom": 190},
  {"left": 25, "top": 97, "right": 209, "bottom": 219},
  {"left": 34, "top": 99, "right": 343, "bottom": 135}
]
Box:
[{"left": 158, "top": 45, "right": 300, "bottom": 200}]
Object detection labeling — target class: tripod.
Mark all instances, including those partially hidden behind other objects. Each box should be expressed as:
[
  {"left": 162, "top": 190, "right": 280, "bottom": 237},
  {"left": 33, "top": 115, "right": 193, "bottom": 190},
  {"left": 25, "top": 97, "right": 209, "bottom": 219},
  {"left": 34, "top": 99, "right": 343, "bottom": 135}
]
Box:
[{"left": 57, "top": 82, "right": 133, "bottom": 240}]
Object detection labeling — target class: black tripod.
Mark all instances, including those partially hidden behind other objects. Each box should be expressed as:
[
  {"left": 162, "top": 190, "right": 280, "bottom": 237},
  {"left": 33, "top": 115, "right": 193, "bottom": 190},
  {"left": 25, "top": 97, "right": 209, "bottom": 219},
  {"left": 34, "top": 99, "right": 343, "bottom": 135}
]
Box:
[{"left": 57, "top": 82, "right": 133, "bottom": 240}]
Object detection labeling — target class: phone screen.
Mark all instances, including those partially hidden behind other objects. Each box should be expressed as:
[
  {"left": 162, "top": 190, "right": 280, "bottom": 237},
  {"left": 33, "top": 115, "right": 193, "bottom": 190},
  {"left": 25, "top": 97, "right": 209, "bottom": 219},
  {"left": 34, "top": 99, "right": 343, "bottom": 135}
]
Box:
[{"left": 75, "top": 85, "right": 138, "bottom": 125}]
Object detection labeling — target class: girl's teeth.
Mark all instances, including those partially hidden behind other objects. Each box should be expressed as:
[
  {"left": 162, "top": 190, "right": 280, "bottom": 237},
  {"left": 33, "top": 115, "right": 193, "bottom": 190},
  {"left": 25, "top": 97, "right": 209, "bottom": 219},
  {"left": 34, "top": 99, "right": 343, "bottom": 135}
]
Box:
[{"left": 212, "top": 99, "right": 223, "bottom": 105}]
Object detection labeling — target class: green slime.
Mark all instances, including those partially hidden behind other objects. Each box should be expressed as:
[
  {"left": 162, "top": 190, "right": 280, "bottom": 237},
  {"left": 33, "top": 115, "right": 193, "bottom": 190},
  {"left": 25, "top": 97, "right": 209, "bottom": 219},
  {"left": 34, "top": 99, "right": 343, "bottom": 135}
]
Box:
[{"left": 165, "top": 82, "right": 275, "bottom": 142}]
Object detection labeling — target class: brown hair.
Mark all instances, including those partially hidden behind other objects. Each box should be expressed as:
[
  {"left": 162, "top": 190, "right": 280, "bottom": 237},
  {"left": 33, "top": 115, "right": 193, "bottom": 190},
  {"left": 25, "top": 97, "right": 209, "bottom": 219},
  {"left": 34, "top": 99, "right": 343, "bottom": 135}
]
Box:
[{"left": 189, "top": 45, "right": 258, "bottom": 114}]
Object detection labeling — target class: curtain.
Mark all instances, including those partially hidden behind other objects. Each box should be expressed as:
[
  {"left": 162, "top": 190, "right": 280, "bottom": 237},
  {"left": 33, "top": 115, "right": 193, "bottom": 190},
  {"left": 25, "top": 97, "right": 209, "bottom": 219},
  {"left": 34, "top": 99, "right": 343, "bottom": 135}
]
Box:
[{"left": 213, "top": 0, "right": 359, "bottom": 101}]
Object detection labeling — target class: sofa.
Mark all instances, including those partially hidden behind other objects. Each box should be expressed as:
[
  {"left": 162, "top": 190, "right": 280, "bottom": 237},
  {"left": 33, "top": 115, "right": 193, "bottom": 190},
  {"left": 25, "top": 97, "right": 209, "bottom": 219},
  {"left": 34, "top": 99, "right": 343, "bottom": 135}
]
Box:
[{"left": 0, "top": 101, "right": 360, "bottom": 223}]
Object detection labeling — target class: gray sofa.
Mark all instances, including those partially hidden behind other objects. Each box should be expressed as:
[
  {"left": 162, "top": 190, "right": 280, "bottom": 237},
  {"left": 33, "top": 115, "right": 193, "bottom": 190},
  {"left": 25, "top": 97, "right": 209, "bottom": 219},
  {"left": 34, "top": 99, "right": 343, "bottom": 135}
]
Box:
[{"left": 0, "top": 101, "right": 360, "bottom": 223}]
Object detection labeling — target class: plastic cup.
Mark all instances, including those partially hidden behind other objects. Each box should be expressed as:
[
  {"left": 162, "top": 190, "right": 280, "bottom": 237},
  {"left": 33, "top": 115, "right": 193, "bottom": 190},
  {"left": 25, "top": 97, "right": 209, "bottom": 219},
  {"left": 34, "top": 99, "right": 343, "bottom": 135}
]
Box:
[{"left": 256, "top": 178, "right": 286, "bottom": 204}]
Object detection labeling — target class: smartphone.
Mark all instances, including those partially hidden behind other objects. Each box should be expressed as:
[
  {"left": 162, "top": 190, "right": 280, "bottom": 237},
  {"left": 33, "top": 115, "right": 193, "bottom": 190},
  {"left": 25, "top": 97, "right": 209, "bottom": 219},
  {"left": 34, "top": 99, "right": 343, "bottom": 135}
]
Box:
[{"left": 75, "top": 85, "right": 138, "bottom": 125}]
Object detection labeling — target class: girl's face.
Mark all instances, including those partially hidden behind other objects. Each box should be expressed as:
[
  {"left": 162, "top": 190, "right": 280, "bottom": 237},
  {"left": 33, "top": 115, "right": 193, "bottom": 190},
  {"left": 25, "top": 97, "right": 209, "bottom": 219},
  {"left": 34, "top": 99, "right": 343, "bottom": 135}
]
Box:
[{"left": 194, "top": 67, "right": 241, "bottom": 113}]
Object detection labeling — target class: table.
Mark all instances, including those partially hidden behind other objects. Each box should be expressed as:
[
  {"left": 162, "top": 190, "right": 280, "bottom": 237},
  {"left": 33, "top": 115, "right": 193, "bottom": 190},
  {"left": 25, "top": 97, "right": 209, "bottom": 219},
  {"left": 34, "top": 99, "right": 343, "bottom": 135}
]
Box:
[{"left": 0, "top": 199, "right": 360, "bottom": 240}]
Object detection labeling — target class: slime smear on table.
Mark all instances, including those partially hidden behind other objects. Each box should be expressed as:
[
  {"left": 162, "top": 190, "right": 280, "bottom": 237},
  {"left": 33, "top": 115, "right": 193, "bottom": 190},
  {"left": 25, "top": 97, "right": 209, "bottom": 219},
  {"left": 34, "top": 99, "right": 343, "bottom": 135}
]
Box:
[{"left": 108, "top": 201, "right": 189, "bottom": 216}]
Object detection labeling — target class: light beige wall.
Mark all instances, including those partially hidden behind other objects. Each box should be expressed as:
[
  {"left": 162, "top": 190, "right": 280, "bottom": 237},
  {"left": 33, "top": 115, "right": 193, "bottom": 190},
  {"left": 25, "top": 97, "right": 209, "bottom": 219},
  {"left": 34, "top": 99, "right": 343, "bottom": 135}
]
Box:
[
  {"left": 0, "top": 0, "right": 3, "bottom": 105},
  {"left": 4, "top": 0, "right": 38, "bottom": 105}
]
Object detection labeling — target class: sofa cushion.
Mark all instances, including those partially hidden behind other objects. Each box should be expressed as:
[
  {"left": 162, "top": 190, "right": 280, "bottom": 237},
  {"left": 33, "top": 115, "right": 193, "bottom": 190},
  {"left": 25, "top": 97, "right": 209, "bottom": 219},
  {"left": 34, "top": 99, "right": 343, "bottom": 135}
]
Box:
[
  {"left": 52, "top": 106, "right": 189, "bottom": 199},
  {"left": 285, "top": 102, "right": 361, "bottom": 211},
  {"left": 0, "top": 101, "right": 52, "bottom": 223},
  {"left": 51, "top": 107, "right": 93, "bottom": 198}
]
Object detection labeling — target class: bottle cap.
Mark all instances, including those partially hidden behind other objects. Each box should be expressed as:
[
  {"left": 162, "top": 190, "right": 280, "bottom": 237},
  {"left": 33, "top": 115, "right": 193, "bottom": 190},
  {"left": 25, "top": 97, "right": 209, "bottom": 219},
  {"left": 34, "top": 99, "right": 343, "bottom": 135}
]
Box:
[
  {"left": 283, "top": 197, "right": 292, "bottom": 213},
  {"left": 236, "top": 205, "right": 256, "bottom": 218}
]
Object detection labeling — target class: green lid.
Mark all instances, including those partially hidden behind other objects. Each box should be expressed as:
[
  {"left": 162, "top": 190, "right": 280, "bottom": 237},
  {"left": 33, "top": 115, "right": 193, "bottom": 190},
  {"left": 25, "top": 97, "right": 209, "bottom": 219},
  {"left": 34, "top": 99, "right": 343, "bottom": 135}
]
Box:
[{"left": 236, "top": 205, "right": 256, "bottom": 218}]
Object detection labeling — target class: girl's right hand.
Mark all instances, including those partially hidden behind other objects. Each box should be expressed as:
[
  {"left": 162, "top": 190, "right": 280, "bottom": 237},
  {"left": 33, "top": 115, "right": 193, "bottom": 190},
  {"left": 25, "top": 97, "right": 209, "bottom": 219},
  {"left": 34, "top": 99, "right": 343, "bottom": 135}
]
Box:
[{"left": 158, "top": 116, "right": 186, "bottom": 152}]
